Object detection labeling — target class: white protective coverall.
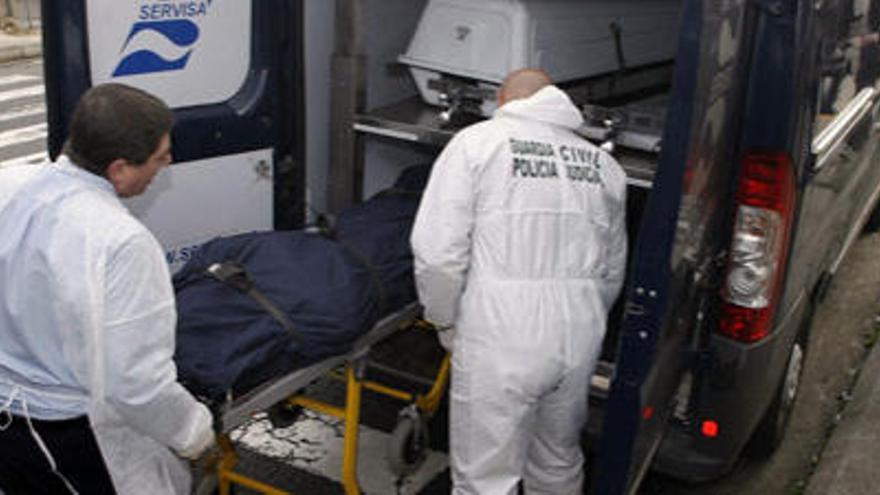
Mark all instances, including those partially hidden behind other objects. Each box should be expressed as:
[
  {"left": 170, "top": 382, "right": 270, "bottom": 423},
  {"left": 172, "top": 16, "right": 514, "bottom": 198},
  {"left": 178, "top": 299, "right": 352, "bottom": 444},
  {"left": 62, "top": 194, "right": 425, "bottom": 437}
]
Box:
[
  {"left": 411, "top": 86, "right": 627, "bottom": 494},
  {"left": 0, "top": 157, "right": 214, "bottom": 494},
  {"left": 0, "top": 163, "right": 42, "bottom": 210}
]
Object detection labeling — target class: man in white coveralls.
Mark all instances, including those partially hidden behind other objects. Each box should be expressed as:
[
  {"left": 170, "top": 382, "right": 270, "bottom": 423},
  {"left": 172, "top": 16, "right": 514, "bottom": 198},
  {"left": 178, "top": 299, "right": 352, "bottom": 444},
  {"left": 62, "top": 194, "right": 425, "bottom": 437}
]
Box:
[
  {"left": 0, "top": 83, "right": 214, "bottom": 494},
  {"left": 411, "top": 68, "right": 627, "bottom": 494}
]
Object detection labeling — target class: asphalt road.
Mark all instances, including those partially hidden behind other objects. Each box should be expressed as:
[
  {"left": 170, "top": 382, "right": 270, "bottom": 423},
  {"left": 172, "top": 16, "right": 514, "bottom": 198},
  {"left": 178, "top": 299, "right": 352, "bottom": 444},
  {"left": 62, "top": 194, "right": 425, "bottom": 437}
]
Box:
[{"left": 0, "top": 57, "right": 47, "bottom": 167}]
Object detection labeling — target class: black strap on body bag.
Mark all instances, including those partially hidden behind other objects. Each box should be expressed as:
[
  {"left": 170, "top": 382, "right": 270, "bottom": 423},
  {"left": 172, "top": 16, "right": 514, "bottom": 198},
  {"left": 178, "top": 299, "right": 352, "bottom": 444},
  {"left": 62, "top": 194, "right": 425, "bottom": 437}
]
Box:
[{"left": 204, "top": 261, "right": 303, "bottom": 343}]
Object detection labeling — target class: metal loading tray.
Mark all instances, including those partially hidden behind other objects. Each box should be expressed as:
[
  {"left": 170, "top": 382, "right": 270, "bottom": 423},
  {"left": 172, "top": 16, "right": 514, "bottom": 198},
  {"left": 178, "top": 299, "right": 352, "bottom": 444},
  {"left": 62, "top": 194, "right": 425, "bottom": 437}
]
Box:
[{"left": 354, "top": 96, "right": 659, "bottom": 189}]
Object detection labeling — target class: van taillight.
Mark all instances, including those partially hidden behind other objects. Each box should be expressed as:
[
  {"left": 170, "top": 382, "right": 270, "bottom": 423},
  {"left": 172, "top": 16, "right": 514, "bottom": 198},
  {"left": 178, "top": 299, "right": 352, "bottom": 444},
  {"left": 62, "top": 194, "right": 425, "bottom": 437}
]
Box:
[{"left": 719, "top": 152, "right": 795, "bottom": 343}]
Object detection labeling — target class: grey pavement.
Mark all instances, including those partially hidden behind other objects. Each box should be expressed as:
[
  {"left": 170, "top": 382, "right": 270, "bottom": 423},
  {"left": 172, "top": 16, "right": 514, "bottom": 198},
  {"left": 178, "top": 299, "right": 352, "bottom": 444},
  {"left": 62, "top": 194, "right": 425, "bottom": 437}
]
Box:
[
  {"left": 805, "top": 335, "right": 880, "bottom": 495},
  {"left": 0, "top": 29, "right": 40, "bottom": 64}
]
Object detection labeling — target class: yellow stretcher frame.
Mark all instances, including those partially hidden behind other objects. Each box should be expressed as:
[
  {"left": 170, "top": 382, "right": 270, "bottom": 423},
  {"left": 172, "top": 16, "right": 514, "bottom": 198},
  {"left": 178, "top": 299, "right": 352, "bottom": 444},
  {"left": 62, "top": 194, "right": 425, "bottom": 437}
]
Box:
[{"left": 210, "top": 304, "right": 450, "bottom": 495}]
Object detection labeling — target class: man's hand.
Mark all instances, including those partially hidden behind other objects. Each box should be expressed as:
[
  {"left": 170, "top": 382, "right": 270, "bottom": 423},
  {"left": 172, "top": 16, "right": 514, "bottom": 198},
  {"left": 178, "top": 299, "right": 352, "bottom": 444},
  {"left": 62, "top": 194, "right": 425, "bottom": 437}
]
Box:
[
  {"left": 435, "top": 325, "right": 456, "bottom": 352},
  {"left": 178, "top": 426, "right": 217, "bottom": 461},
  {"left": 414, "top": 318, "right": 456, "bottom": 352}
]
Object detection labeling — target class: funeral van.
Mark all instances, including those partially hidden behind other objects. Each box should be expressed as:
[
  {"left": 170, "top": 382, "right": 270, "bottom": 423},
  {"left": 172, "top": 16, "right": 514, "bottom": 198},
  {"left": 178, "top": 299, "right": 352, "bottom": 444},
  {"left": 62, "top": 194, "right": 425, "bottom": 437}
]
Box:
[{"left": 40, "top": 0, "right": 880, "bottom": 493}]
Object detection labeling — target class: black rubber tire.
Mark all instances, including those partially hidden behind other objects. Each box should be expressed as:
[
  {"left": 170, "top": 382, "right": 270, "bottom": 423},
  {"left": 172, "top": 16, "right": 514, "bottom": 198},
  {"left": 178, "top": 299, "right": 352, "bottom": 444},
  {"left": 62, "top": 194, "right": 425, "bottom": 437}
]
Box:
[
  {"left": 387, "top": 413, "right": 430, "bottom": 477},
  {"left": 864, "top": 202, "right": 880, "bottom": 233},
  {"left": 747, "top": 338, "right": 806, "bottom": 458}
]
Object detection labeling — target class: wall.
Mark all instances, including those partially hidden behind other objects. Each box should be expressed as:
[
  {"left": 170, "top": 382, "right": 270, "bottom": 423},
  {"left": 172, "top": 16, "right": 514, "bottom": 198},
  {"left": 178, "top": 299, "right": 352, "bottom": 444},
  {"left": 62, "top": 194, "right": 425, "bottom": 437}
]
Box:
[
  {"left": 360, "top": 0, "right": 434, "bottom": 199},
  {"left": 4, "top": 0, "right": 40, "bottom": 30},
  {"left": 304, "top": 0, "right": 433, "bottom": 216},
  {"left": 304, "top": 0, "right": 336, "bottom": 220}
]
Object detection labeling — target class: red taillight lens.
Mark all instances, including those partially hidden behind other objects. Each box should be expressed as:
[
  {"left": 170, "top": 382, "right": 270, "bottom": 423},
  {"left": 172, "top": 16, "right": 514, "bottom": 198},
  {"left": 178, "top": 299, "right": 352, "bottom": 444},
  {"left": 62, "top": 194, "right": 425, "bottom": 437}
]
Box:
[
  {"left": 701, "top": 420, "right": 720, "bottom": 438},
  {"left": 719, "top": 152, "right": 795, "bottom": 343}
]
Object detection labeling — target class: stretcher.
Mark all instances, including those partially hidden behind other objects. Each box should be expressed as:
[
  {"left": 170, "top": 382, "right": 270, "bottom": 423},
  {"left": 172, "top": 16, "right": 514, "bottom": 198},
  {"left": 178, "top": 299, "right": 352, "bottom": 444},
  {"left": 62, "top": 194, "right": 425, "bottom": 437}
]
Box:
[
  {"left": 175, "top": 164, "right": 444, "bottom": 493},
  {"left": 202, "top": 302, "right": 451, "bottom": 495}
]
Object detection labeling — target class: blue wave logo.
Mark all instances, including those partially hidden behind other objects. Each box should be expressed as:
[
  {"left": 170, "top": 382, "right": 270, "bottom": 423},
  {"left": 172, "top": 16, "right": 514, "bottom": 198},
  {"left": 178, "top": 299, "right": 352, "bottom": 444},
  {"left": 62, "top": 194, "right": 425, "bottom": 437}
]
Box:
[{"left": 112, "top": 20, "right": 200, "bottom": 77}]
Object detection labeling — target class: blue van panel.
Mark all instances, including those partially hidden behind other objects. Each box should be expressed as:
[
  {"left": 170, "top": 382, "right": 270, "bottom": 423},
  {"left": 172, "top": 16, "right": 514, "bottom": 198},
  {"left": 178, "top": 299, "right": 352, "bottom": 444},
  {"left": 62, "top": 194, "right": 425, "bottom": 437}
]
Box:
[
  {"left": 593, "top": 0, "right": 704, "bottom": 491},
  {"left": 40, "top": 0, "right": 306, "bottom": 228}
]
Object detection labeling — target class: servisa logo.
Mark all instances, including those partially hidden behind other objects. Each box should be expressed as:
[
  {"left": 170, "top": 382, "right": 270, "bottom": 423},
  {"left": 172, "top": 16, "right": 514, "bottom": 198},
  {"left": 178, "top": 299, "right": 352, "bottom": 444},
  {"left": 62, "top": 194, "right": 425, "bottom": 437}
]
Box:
[{"left": 113, "top": 0, "right": 214, "bottom": 77}]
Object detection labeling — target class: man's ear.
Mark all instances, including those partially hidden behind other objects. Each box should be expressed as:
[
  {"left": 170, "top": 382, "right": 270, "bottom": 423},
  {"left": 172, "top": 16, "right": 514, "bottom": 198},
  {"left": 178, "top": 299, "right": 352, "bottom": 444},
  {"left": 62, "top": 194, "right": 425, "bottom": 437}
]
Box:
[
  {"left": 104, "top": 158, "right": 130, "bottom": 194},
  {"left": 497, "top": 89, "right": 506, "bottom": 108}
]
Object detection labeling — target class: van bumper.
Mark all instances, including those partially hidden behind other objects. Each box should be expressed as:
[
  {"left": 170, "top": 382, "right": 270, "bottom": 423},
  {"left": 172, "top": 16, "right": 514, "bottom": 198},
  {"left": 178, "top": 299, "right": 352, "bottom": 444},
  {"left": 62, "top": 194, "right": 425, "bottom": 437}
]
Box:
[
  {"left": 651, "top": 293, "right": 810, "bottom": 483},
  {"left": 651, "top": 420, "right": 739, "bottom": 482}
]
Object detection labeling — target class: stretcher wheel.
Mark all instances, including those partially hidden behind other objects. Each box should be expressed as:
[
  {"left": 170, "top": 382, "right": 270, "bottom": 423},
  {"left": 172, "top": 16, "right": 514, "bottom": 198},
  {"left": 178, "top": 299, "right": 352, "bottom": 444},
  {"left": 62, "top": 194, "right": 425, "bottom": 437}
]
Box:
[{"left": 387, "top": 405, "right": 429, "bottom": 477}]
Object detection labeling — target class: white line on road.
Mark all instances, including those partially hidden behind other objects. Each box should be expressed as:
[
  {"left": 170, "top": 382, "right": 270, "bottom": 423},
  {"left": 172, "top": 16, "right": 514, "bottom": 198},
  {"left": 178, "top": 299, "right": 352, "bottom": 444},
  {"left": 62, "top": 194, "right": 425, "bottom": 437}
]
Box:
[
  {"left": 0, "top": 151, "right": 48, "bottom": 169},
  {"left": 0, "top": 74, "right": 39, "bottom": 87},
  {"left": 0, "top": 85, "right": 44, "bottom": 104},
  {"left": 0, "top": 102, "right": 45, "bottom": 123},
  {"left": 0, "top": 123, "right": 47, "bottom": 149}
]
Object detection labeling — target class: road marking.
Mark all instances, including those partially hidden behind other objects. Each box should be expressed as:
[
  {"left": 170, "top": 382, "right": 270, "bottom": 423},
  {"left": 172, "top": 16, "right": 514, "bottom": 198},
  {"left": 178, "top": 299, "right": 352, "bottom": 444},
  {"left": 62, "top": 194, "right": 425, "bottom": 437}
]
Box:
[
  {"left": 0, "top": 74, "right": 39, "bottom": 87},
  {"left": 0, "top": 151, "right": 48, "bottom": 169},
  {"left": 0, "top": 102, "right": 45, "bottom": 123},
  {"left": 0, "top": 85, "right": 44, "bottom": 104},
  {"left": 234, "top": 411, "right": 447, "bottom": 494},
  {"left": 0, "top": 123, "right": 47, "bottom": 149}
]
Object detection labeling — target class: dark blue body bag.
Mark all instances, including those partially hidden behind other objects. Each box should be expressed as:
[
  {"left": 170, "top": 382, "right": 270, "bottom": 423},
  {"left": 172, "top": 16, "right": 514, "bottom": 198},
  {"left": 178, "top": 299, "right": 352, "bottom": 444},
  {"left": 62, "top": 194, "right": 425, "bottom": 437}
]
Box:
[{"left": 173, "top": 165, "right": 429, "bottom": 403}]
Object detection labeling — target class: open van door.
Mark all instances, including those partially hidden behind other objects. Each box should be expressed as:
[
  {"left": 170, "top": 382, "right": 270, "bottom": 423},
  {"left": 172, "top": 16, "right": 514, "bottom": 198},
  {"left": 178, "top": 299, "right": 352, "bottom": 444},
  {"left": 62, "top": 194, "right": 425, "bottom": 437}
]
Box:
[
  {"left": 41, "top": 0, "right": 304, "bottom": 271},
  {"left": 593, "top": 0, "right": 755, "bottom": 492}
]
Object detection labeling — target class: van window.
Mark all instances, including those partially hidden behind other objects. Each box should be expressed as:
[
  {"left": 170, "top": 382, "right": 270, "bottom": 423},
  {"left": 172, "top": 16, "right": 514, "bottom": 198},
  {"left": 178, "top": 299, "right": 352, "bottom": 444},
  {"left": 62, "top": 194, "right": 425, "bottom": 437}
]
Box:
[{"left": 815, "top": 0, "right": 879, "bottom": 134}]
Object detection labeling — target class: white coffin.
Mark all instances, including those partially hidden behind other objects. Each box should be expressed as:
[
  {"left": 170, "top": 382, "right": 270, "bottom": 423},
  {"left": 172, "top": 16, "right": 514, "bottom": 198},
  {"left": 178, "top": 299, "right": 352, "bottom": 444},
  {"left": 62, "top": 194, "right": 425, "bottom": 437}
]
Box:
[{"left": 399, "top": 0, "right": 681, "bottom": 116}]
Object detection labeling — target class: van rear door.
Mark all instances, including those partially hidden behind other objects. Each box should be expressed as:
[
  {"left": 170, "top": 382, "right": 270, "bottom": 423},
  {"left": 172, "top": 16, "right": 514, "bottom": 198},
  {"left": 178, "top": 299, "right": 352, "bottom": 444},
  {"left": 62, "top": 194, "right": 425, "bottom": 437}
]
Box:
[
  {"left": 592, "top": 0, "right": 756, "bottom": 492},
  {"left": 41, "top": 0, "right": 304, "bottom": 271}
]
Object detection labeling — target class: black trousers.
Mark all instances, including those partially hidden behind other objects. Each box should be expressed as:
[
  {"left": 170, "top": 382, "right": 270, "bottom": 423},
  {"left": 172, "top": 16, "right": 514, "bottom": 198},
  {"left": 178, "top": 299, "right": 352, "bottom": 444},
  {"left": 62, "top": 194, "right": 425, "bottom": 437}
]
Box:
[{"left": 0, "top": 414, "right": 115, "bottom": 495}]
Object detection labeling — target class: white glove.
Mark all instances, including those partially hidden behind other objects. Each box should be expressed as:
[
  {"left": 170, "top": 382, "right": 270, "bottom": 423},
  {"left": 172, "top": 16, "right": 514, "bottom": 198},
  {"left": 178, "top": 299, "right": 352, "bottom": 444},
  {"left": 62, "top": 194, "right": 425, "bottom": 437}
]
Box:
[
  {"left": 436, "top": 326, "right": 456, "bottom": 353},
  {"left": 177, "top": 423, "right": 216, "bottom": 461}
]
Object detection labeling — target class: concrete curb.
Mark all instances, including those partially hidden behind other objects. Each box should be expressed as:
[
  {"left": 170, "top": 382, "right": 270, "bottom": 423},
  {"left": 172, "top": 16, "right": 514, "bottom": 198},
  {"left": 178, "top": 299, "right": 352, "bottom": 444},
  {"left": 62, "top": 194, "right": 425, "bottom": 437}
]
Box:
[
  {"left": 805, "top": 339, "right": 880, "bottom": 495},
  {"left": 0, "top": 39, "right": 40, "bottom": 64}
]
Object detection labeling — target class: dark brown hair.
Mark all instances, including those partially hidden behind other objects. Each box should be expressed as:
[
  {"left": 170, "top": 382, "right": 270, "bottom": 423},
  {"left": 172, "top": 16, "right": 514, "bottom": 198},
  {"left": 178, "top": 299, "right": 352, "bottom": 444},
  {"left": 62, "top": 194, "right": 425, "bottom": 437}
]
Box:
[{"left": 62, "top": 83, "right": 174, "bottom": 176}]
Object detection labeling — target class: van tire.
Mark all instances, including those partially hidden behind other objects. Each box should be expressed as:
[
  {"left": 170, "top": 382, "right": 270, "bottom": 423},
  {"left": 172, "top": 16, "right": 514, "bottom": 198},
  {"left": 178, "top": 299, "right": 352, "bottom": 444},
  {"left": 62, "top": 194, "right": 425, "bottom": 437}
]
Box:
[
  {"left": 864, "top": 203, "right": 880, "bottom": 233},
  {"left": 746, "top": 338, "right": 805, "bottom": 458}
]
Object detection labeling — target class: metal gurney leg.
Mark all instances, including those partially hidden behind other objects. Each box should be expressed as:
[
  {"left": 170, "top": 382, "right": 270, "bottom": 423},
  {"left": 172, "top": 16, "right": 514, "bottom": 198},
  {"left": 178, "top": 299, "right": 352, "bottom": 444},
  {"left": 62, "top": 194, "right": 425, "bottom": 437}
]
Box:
[
  {"left": 216, "top": 434, "right": 289, "bottom": 495},
  {"left": 208, "top": 303, "right": 451, "bottom": 495},
  {"left": 285, "top": 363, "right": 366, "bottom": 495}
]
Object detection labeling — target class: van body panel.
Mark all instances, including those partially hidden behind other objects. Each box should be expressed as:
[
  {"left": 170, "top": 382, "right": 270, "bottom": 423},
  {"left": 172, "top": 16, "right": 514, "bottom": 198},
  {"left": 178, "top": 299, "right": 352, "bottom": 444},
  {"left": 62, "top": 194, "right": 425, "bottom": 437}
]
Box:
[
  {"left": 593, "top": 0, "right": 705, "bottom": 491},
  {"left": 653, "top": 290, "right": 808, "bottom": 480},
  {"left": 639, "top": 0, "right": 880, "bottom": 484},
  {"left": 595, "top": 0, "right": 801, "bottom": 490},
  {"left": 41, "top": 0, "right": 305, "bottom": 264}
]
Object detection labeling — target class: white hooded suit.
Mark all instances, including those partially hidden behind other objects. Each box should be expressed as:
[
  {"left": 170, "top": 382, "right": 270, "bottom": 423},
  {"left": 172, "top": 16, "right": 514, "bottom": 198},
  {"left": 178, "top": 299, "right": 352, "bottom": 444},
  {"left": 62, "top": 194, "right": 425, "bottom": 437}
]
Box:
[
  {"left": 0, "top": 158, "right": 214, "bottom": 494},
  {"left": 411, "top": 86, "right": 627, "bottom": 494}
]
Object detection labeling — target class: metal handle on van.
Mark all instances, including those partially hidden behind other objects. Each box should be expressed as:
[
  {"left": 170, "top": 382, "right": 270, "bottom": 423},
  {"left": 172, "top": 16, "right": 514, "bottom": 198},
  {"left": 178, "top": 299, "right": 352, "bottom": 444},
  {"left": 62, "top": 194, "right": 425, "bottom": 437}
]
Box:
[{"left": 812, "top": 87, "right": 878, "bottom": 171}]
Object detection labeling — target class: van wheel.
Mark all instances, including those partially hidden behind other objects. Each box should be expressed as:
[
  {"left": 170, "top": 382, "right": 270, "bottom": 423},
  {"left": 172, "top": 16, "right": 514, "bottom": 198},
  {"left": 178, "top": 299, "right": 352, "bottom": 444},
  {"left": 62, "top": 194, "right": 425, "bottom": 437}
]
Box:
[
  {"left": 387, "top": 407, "right": 429, "bottom": 477},
  {"left": 864, "top": 203, "right": 880, "bottom": 233},
  {"left": 747, "top": 339, "right": 805, "bottom": 458}
]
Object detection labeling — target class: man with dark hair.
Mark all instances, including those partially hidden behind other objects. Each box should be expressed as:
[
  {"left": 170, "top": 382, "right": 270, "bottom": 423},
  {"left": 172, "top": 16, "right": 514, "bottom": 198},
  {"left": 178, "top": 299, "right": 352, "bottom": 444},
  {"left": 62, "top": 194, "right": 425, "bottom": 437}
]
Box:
[
  {"left": 412, "top": 68, "right": 627, "bottom": 493},
  {"left": 63, "top": 83, "right": 175, "bottom": 182},
  {"left": 0, "top": 83, "right": 214, "bottom": 494}
]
